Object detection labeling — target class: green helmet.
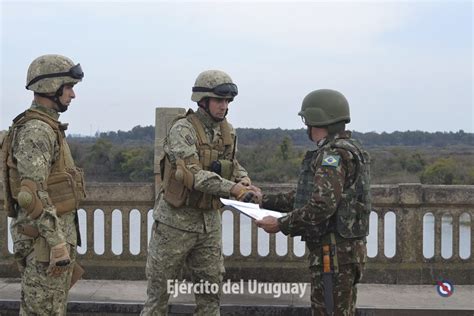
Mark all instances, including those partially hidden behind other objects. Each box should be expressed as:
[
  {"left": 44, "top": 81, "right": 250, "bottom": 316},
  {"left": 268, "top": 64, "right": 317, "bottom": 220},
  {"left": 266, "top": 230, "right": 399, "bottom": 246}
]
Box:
[
  {"left": 191, "top": 70, "right": 238, "bottom": 102},
  {"left": 26, "top": 54, "right": 84, "bottom": 93},
  {"left": 298, "top": 89, "right": 350, "bottom": 127}
]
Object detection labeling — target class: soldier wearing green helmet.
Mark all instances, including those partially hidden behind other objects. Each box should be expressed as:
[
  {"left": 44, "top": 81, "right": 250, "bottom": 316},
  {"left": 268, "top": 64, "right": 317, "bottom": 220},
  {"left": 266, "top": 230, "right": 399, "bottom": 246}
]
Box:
[
  {"left": 257, "top": 89, "right": 371, "bottom": 316},
  {"left": 2, "top": 54, "right": 86, "bottom": 315},
  {"left": 141, "top": 70, "right": 261, "bottom": 316}
]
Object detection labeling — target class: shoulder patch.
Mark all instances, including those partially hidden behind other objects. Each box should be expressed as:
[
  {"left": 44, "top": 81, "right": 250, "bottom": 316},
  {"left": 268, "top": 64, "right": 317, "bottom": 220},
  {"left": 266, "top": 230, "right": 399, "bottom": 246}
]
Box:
[
  {"left": 184, "top": 134, "right": 196, "bottom": 146},
  {"left": 321, "top": 152, "right": 341, "bottom": 168}
]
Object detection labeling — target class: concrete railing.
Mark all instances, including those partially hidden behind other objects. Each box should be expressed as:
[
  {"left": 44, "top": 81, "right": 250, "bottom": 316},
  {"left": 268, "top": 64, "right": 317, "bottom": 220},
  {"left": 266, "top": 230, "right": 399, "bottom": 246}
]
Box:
[{"left": 0, "top": 183, "right": 473, "bottom": 284}]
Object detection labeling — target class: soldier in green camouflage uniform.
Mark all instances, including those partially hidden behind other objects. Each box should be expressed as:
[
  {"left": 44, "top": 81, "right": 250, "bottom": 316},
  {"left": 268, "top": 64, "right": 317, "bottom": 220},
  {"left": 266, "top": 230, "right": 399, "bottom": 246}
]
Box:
[
  {"left": 141, "top": 70, "right": 261, "bottom": 316},
  {"left": 2, "top": 54, "right": 85, "bottom": 315},
  {"left": 256, "top": 89, "right": 371, "bottom": 316}
]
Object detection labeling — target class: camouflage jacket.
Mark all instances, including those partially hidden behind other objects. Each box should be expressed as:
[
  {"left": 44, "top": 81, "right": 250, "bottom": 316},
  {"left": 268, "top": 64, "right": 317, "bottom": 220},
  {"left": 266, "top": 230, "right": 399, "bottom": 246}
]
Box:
[
  {"left": 263, "top": 131, "right": 370, "bottom": 252},
  {"left": 9, "top": 102, "right": 78, "bottom": 247},
  {"left": 155, "top": 108, "right": 249, "bottom": 233}
]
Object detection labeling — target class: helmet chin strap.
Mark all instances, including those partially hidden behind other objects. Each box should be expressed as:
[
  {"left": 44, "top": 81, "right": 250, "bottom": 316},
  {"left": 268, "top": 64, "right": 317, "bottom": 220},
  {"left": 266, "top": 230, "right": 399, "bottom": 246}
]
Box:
[
  {"left": 198, "top": 99, "right": 228, "bottom": 122},
  {"left": 36, "top": 85, "right": 67, "bottom": 112}
]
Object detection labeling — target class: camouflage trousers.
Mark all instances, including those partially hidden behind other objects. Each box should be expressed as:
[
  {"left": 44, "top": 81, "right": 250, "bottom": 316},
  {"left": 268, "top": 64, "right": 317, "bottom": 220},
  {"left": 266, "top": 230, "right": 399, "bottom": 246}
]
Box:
[
  {"left": 20, "top": 243, "right": 76, "bottom": 316},
  {"left": 309, "top": 263, "right": 363, "bottom": 316},
  {"left": 141, "top": 222, "right": 224, "bottom": 316}
]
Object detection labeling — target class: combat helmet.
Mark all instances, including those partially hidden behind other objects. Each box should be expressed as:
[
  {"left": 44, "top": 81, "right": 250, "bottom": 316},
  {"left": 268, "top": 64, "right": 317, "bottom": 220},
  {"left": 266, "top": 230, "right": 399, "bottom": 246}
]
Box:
[
  {"left": 26, "top": 54, "right": 84, "bottom": 94},
  {"left": 299, "top": 89, "right": 350, "bottom": 127},
  {"left": 191, "top": 70, "right": 238, "bottom": 102}
]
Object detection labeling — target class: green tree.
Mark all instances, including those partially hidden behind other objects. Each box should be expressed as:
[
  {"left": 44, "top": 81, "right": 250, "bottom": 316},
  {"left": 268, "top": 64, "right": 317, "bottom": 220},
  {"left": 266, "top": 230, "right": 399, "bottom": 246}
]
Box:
[
  {"left": 119, "top": 146, "right": 154, "bottom": 182},
  {"left": 279, "top": 136, "right": 292, "bottom": 161},
  {"left": 87, "top": 138, "right": 113, "bottom": 165},
  {"left": 420, "top": 158, "right": 457, "bottom": 184},
  {"left": 401, "top": 152, "right": 426, "bottom": 173}
]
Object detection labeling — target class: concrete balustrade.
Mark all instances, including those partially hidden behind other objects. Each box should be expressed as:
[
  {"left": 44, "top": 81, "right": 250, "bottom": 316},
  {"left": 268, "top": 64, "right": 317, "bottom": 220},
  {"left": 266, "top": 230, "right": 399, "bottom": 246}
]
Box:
[{"left": 0, "top": 182, "right": 472, "bottom": 284}]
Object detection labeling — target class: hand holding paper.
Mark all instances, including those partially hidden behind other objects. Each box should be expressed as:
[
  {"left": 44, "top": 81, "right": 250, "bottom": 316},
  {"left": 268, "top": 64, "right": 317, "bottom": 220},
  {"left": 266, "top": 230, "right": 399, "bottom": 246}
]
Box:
[
  {"left": 220, "top": 198, "right": 283, "bottom": 221},
  {"left": 255, "top": 216, "right": 281, "bottom": 233}
]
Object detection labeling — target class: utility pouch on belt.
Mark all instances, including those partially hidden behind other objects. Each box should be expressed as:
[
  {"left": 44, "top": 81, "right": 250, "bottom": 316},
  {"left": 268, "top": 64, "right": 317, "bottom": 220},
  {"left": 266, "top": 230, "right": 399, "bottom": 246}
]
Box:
[
  {"left": 162, "top": 156, "right": 188, "bottom": 208},
  {"left": 70, "top": 263, "right": 85, "bottom": 289},
  {"left": 47, "top": 167, "right": 86, "bottom": 216}
]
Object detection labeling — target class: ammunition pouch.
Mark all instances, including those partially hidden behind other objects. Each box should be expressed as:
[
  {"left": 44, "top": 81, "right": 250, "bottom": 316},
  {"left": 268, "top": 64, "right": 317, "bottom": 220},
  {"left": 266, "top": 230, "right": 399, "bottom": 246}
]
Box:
[
  {"left": 210, "top": 159, "right": 234, "bottom": 180},
  {"left": 175, "top": 159, "right": 194, "bottom": 189},
  {"left": 199, "top": 148, "right": 219, "bottom": 170},
  {"left": 161, "top": 154, "right": 224, "bottom": 210},
  {"left": 162, "top": 156, "right": 189, "bottom": 208},
  {"left": 47, "top": 167, "right": 86, "bottom": 216}
]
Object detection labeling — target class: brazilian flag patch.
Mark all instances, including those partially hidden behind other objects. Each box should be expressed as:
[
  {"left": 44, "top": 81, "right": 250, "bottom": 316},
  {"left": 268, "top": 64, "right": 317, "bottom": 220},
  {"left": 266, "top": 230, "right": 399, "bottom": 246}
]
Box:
[{"left": 321, "top": 152, "right": 341, "bottom": 167}]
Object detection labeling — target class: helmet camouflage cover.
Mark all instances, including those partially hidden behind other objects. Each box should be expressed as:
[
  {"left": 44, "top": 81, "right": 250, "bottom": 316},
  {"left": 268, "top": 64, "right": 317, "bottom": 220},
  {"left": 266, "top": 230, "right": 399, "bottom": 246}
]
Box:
[
  {"left": 191, "top": 70, "right": 237, "bottom": 102},
  {"left": 26, "top": 54, "right": 83, "bottom": 93},
  {"left": 299, "top": 89, "right": 350, "bottom": 127}
]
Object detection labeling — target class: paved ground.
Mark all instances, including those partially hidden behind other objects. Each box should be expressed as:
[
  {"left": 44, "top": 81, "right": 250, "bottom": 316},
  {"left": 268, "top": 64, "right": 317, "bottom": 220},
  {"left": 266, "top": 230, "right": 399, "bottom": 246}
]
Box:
[{"left": 1, "top": 278, "right": 473, "bottom": 315}]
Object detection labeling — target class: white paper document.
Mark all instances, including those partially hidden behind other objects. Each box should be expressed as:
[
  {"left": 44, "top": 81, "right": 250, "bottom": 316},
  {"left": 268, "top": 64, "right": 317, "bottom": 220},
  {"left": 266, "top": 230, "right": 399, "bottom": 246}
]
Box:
[{"left": 220, "top": 198, "right": 284, "bottom": 221}]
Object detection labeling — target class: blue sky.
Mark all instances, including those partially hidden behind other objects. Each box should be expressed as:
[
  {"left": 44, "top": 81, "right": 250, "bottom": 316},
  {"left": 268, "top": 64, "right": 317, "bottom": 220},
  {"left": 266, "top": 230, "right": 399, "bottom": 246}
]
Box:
[{"left": 1, "top": 0, "right": 472, "bottom": 136}]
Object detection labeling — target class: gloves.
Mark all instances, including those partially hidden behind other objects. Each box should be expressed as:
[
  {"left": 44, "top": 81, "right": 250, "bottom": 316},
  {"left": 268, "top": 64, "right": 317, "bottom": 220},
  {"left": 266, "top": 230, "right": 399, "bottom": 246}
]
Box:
[
  {"left": 231, "top": 183, "right": 262, "bottom": 204},
  {"left": 245, "top": 185, "right": 263, "bottom": 204},
  {"left": 238, "top": 177, "right": 251, "bottom": 187},
  {"left": 48, "top": 243, "right": 71, "bottom": 277}
]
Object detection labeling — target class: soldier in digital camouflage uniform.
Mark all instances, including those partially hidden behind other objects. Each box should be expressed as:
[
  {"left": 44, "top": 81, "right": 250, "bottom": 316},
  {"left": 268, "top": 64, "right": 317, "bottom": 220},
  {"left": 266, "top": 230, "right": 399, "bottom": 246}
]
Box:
[
  {"left": 256, "top": 89, "right": 371, "bottom": 316},
  {"left": 141, "top": 70, "right": 262, "bottom": 316},
  {"left": 2, "top": 54, "right": 86, "bottom": 315}
]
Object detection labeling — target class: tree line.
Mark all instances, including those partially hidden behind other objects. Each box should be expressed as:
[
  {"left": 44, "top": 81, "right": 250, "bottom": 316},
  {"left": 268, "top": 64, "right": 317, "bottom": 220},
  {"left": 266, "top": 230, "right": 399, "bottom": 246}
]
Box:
[{"left": 68, "top": 126, "right": 474, "bottom": 185}]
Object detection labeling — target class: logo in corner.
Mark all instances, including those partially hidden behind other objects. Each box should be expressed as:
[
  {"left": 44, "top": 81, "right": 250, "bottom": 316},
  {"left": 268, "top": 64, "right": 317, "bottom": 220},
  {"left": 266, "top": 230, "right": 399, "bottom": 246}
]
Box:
[{"left": 436, "top": 280, "right": 454, "bottom": 297}]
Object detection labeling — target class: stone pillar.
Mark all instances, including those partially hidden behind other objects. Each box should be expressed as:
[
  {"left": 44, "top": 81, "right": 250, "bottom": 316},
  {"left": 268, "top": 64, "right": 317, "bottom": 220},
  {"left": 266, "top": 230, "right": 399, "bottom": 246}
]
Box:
[
  {"left": 154, "top": 108, "right": 186, "bottom": 197},
  {"left": 396, "top": 183, "right": 424, "bottom": 283}
]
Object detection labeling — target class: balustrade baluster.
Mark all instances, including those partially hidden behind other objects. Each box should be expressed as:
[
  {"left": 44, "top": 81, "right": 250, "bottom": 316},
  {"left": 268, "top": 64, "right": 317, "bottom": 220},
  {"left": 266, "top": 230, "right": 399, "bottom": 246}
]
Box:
[
  {"left": 123, "top": 208, "right": 130, "bottom": 257},
  {"left": 0, "top": 210, "right": 7, "bottom": 256},
  {"left": 452, "top": 211, "right": 460, "bottom": 260},
  {"left": 377, "top": 210, "right": 385, "bottom": 259},
  {"left": 140, "top": 209, "right": 150, "bottom": 258},
  {"left": 251, "top": 219, "right": 258, "bottom": 257},
  {"left": 287, "top": 236, "right": 294, "bottom": 259},
  {"left": 232, "top": 209, "right": 240, "bottom": 258},
  {"left": 104, "top": 207, "right": 112, "bottom": 256},
  {"left": 434, "top": 212, "right": 442, "bottom": 259},
  {"left": 86, "top": 208, "right": 94, "bottom": 257}
]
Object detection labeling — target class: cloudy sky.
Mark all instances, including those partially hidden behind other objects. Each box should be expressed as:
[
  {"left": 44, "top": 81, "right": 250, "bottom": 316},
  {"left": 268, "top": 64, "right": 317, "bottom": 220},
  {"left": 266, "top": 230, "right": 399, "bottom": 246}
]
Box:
[{"left": 1, "top": 0, "right": 472, "bottom": 136}]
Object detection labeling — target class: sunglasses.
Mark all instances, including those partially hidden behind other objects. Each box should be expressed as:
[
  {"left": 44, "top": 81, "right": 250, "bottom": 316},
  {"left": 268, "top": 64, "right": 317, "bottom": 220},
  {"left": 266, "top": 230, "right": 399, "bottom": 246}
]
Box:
[
  {"left": 26, "top": 63, "right": 84, "bottom": 89},
  {"left": 192, "top": 83, "right": 238, "bottom": 97}
]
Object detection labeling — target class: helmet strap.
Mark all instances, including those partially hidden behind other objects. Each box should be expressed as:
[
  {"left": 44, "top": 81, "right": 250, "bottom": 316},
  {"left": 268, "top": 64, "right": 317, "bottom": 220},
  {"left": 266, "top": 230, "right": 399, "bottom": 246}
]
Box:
[
  {"left": 198, "top": 98, "right": 226, "bottom": 122},
  {"left": 34, "top": 85, "right": 68, "bottom": 113}
]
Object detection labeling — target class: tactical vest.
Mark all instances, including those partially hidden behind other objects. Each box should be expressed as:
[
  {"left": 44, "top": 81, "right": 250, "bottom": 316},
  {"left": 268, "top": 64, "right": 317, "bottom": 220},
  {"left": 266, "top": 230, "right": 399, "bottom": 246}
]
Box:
[
  {"left": 2, "top": 109, "right": 86, "bottom": 218},
  {"left": 162, "top": 110, "right": 235, "bottom": 210},
  {"left": 293, "top": 136, "right": 371, "bottom": 240}
]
